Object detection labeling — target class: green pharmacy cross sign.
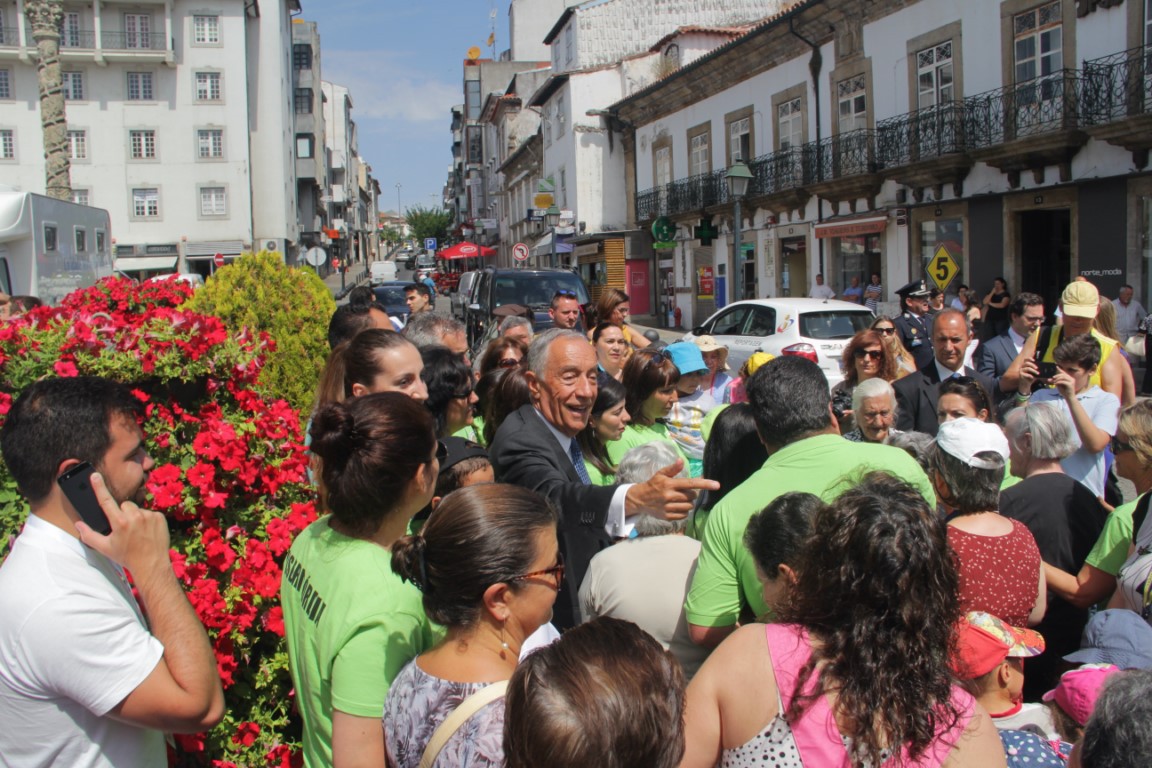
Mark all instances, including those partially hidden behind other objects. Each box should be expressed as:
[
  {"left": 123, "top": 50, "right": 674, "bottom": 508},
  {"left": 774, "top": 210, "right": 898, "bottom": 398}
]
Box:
[
  {"left": 694, "top": 218, "right": 718, "bottom": 246},
  {"left": 651, "top": 216, "right": 677, "bottom": 250}
]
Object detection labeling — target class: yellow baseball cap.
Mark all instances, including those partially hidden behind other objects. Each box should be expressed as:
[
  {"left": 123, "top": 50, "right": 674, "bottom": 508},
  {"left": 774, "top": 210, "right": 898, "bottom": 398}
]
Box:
[{"left": 1061, "top": 281, "right": 1099, "bottom": 318}]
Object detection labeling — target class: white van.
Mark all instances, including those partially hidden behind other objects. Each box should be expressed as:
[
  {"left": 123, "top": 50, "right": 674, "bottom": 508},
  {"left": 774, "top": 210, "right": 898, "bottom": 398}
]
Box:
[{"left": 370, "top": 260, "right": 398, "bottom": 285}]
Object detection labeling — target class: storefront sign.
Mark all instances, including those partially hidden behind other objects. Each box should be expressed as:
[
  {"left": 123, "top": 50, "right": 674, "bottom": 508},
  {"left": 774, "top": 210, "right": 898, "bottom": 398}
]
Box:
[
  {"left": 697, "top": 266, "right": 714, "bottom": 299},
  {"left": 694, "top": 218, "right": 718, "bottom": 246},
  {"left": 813, "top": 215, "right": 888, "bottom": 239}
]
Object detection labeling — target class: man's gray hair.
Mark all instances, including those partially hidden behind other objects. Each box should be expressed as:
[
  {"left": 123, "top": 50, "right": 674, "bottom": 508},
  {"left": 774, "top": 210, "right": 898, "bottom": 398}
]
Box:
[
  {"left": 852, "top": 377, "right": 897, "bottom": 415},
  {"left": 616, "top": 442, "right": 688, "bottom": 536},
  {"left": 402, "top": 312, "right": 465, "bottom": 350},
  {"left": 885, "top": 430, "right": 935, "bottom": 474},
  {"left": 499, "top": 316, "right": 533, "bottom": 336},
  {"left": 1004, "top": 402, "right": 1077, "bottom": 461},
  {"left": 1080, "top": 669, "right": 1152, "bottom": 768},
  {"left": 929, "top": 442, "right": 1004, "bottom": 514},
  {"left": 527, "top": 328, "right": 588, "bottom": 378}
]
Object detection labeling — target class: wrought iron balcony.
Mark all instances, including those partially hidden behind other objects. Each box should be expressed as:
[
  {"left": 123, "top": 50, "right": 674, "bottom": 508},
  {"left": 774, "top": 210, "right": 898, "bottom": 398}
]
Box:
[
  {"left": 803, "top": 129, "right": 878, "bottom": 181},
  {"left": 101, "top": 30, "right": 167, "bottom": 50},
  {"left": 635, "top": 186, "right": 663, "bottom": 222},
  {"left": 876, "top": 101, "right": 967, "bottom": 167},
  {"left": 670, "top": 171, "right": 724, "bottom": 212},
  {"left": 963, "top": 70, "right": 1082, "bottom": 150},
  {"left": 748, "top": 146, "right": 807, "bottom": 195},
  {"left": 0, "top": 26, "right": 18, "bottom": 46},
  {"left": 61, "top": 30, "right": 97, "bottom": 48},
  {"left": 1080, "top": 45, "right": 1152, "bottom": 125}
]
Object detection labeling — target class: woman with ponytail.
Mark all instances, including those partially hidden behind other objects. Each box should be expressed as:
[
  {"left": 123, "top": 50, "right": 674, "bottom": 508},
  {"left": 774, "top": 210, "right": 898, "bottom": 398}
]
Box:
[
  {"left": 385, "top": 484, "right": 560, "bottom": 768},
  {"left": 282, "top": 392, "right": 443, "bottom": 768}
]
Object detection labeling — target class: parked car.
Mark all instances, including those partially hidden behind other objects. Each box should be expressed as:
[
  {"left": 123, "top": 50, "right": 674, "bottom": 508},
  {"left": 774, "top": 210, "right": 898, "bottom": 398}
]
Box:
[
  {"left": 369, "top": 260, "right": 398, "bottom": 285},
  {"left": 416, "top": 252, "right": 437, "bottom": 271},
  {"left": 451, "top": 271, "right": 480, "bottom": 320},
  {"left": 402, "top": 251, "right": 417, "bottom": 271},
  {"left": 682, "top": 298, "right": 874, "bottom": 387},
  {"left": 465, "top": 267, "right": 591, "bottom": 349},
  {"left": 372, "top": 281, "right": 411, "bottom": 326}
]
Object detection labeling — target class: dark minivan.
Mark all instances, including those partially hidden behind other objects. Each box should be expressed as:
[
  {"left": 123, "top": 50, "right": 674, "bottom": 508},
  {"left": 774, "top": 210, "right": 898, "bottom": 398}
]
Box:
[{"left": 465, "top": 268, "right": 590, "bottom": 348}]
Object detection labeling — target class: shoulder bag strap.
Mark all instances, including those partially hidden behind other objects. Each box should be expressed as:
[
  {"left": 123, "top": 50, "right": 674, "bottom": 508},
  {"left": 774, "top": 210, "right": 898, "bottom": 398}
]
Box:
[{"left": 418, "top": 680, "right": 509, "bottom": 768}]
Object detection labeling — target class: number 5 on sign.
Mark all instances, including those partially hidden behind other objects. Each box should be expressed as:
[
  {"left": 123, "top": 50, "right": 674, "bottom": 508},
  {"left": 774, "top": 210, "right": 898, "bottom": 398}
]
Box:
[{"left": 928, "top": 245, "right": 958, "bottom": 292}]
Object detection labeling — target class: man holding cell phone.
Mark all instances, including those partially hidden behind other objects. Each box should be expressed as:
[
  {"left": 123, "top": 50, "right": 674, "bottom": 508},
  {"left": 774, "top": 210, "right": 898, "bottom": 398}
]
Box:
[{"left": 0, "top": 376, "right": 224, "bottom": 767}]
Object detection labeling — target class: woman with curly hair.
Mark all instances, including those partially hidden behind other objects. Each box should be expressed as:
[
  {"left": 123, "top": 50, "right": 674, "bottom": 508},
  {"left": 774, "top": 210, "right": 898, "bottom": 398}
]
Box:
[
  {"left": 681, "top": 471, "right": 1006, "bottom": 768},
  {"left": 830, "top": 329, "right": 900, "bottom": 434}
]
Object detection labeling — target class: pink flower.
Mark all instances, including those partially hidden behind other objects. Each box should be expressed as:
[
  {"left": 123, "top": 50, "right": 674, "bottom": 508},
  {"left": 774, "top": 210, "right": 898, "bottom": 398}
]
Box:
[{"left": 53, "top": 359, "right": 79, "bottom": 377}]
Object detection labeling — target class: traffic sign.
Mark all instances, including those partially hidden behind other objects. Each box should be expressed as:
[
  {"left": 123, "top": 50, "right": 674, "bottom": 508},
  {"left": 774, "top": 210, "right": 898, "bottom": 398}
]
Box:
[
  {"left": 213, "top": 253, "right": 225, "bottom": 267},
  {"left": 512, "top": 242, "right": 530, "bottom": 262},
  {"left": 424, "top": 237, "right": 438, "bottom": 252},
  {"left": 928, "top": 245, "right": 959, "bottom": 292}
]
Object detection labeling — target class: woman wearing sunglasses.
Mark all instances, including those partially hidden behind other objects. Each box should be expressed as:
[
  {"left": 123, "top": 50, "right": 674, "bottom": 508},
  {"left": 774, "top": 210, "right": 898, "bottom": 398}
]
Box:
[
  {"left": 385, "top": 484, "right": 561, "bottom": 768},
  {"left": 830, "top": 329, "right": 900, "bottom": 435},
  {"left": 870, "top": 315, "right": 918, "bottom": 377},
  {"left": 421, "top": 346, "right": 480, "bottom": 440},
  {"left": 477, "top": 336, "right": 528, "bottom": 380},
  {"left": 285, "top": 393, "right": 443, "bottom": 768}
]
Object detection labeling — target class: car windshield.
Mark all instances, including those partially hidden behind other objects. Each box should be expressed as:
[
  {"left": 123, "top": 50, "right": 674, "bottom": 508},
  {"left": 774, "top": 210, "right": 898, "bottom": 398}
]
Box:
[
  {"left": 373, "top": 287, "right": 407, "bottom": 307},
  {"left": 493, "top": 274, "right": 589, "bottom": 308},
  {"left": 799, "top": 311, "right": 873, "bottom": 339}
]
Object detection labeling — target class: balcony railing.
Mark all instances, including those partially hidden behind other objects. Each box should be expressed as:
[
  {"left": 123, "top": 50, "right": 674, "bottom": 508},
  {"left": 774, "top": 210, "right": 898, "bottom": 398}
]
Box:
[
  {"left": 670, "top": 171, "right": 724, "bottom": 211},
  {"left": 749, "top": 145, "right": 807, "bottom": 196},
  {"left": 803, "top": 128, "right": 877, "bottom": 182},
  {"left": 963, "top": 69, "right": 1082, "bottom": 149},
  {"left": 1080, "top": 45, "right": 1152, "bottom": 125},
  {"left": 61, "top": 30, "right": 98, "bottom": 48},
  {"left": 0, "top": 26, "right": 18, "bottom": 46},
  {"left": 101, "top": 30, "right": 167, "bottom": 50},
  {"left": 876, "top": 101, "right": 967, "bottom": 167}
]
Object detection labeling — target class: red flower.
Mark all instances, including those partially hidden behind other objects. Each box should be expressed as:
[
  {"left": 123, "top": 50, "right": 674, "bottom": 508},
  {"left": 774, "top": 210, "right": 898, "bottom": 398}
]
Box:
[
  {"left": 201, "top": 528, "right": 236, "bottom": 572},
  {"left": 187, "top": 461, "right": 215, "bottom": 494},
  {"left": 53, "top": 359, "right": 79, "bottom": 377},
  {"left": 263, "top": 605, "right": 285, "bottom": 637},
  {"left": 264, "top": 518, "right": 293, "bottom": 556}
]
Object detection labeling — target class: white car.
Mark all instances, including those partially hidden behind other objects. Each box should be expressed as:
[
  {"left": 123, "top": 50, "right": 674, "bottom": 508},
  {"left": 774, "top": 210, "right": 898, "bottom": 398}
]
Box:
[{"left": 683, "top": 298, "right": 874, "bottom": 387}]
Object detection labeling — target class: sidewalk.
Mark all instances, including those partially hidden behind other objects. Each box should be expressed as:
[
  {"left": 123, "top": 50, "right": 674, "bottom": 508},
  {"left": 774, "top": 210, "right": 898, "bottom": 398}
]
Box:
[{"left": 321, "top": 265, "right": 368, "bottom": 301}]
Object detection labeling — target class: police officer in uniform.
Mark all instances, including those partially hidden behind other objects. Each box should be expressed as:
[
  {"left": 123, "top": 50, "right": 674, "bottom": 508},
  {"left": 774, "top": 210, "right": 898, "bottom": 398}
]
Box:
[{"left": 894, "top": 279, "right": 935, "bottom": 370}]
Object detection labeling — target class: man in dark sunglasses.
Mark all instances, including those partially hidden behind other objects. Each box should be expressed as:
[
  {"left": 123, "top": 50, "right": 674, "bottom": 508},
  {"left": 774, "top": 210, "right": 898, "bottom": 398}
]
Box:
[{"left": 549, "top": 290, "right": 583, "bottom": 331}]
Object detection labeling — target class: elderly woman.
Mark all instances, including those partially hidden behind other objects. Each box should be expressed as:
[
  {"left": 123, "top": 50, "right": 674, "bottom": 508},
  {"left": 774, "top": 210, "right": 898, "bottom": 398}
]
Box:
[
  {"left": 1000, "top": 403, "right": 1110, "bottom": 698},
  {"left": 831, "top": 329, "right": 899, "bottom": 433},
  {"left": 385, "top": 484, "right": 560, "bottom": 768},
  {"left": 681, "top": 472, "right": 1006, "bottom": 767},
  {"left": 842, "top": 377, "right": 900, "bottom": 444},
  {"left": 932, "top": 418, "right": 1046, "bottom": 628},
  {"left": 578, "top": 441, "right": 706, "bottom": 678}
]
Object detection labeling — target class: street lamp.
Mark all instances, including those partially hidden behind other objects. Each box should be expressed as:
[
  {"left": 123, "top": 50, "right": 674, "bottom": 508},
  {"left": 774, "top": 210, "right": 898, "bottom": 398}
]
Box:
[
  {"left": 395, "top": 182, "right": 403, "bottom": 218},
  {"left": 545, "top": 204, "right": 561, "bottom": 269},
  {"left": 726, "top": 160, "right": 753, "bottom": 303}
]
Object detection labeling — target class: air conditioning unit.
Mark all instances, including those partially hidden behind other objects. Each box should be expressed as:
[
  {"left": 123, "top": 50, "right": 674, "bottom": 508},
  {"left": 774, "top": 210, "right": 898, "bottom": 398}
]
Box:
[{"left": 265, "top": 240, "right": 278, "bottom": 251}]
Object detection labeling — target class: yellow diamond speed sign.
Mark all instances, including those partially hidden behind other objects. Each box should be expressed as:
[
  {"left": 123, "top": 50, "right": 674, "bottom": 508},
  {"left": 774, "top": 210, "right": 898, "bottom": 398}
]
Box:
[{"left": 928, "top": 245, "right": 959, "bottom": 292}]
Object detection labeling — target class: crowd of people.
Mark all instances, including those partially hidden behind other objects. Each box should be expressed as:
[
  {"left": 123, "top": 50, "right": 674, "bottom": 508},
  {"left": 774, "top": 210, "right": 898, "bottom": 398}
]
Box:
[{"left": 4, "top": 274, "right": 1152, "bottom": 767}]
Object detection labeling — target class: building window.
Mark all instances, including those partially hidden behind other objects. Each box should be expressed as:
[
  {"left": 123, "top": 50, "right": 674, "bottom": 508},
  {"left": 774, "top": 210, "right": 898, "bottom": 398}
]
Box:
[
  {"left": 193, "top": 15, "right": 220, "bottom": 45},
  {"left": 62, "top": 12, "right": 83, "bottom": 48},
  {"left": 465, "top": 79, "right": 481, "bottom": 121},
  {"left": 0, "top": 69, "right": 10, "bottom": 100},
  {"left": 837, "top": 74, "right": 867, "bottom": 133},
  {"left": 71, "top": 189, "right": 91, "bottom": 206},
  {"left": 293, "top": 44, "right": 312, "bottom": 70},
  {"left": 75, "top": 227, "right": 87, "bottom": 252},
  {"left": 555, "top": 93, "right": 566, "bottom": 139},
  {"left": 559, "top": 167, "right": 567, "bottom": 208},
  {"left": 295, "top": 134, "right": 314, "bottom": 158},
  {"left": 654, "top": 145, "right": 672, "bottom": 187},
  {"left": 0, "top": 129, "right": 14, "bottom": 160},
  {"left": 132, "top": 188, "right": 160, "bottom": 218},
  {"left": 67, "top": 129, "right": 86, "bottom": 160},
  {"left": 124, "top": 13, "right": 153, "bottom": 49},
  {"left": 466, "top": 126, "right": 482, "bottom": 165},
  {"left": 565, "top": 26, "right": 574, "bottom": 64},
  {"left": 294, "top": 88, "right": 312, "bottom": 114},
  {"left": 129, "top": 129, "right": 157, "bottom": 160},
  {"left": 728, "top": 116, "right": 751, "bottom": 163},
  {"left": 917, "top": 42, "right": 954, "bottom": 110},
  {"left": 62, "top": 71, "right": 85, "bottom": 101},
  {"left": 44, "top": 225, "right": 57, "bottom": 251},
  {"left": 777, "top": 98, "right": 803, "bottom": 150},
  {"left": 1014, "top": 2, "right": 1062, "bottom": 84},
  {"left": 195, "top": 72, "right": 222, "bottom": 101},
  {"left": 690, "top": 130, "right": 710, "bottom": 176},
  {"left": 1146, "top": 0, "right": 1152, "bottom": 49},
  {"left": 200, "top": 186, "right": 227, "bottom": 216},
  {"left": 126, "top": 71, "right": 153, "bottom": 101},
  {"left": 197, "top": 128, "right": 224, "bottom": 159}
]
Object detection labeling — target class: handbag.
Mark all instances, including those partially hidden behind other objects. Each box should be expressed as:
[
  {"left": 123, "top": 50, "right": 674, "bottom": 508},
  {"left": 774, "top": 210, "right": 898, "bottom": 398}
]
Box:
[
  {"left": 418, "top": 680, "right": 508, "bottom": 768},
  {"left": 1124, "top": 334, "right": 1146, "bottom": 358}
]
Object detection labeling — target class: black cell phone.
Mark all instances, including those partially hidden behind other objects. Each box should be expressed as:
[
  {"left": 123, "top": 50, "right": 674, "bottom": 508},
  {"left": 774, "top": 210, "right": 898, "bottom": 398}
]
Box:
[{"left": 57, "top": 461, "right": 111, "bottom": 535}]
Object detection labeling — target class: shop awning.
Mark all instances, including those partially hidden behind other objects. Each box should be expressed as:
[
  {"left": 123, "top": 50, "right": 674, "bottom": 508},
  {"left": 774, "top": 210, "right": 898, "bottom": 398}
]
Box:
[
  {"left": 813, "top": 214, "right": 889, "bottom": 239},
  {"left": 114, "top": 256, "right": 178, "bottom": 272},
  {"left": 531, "top": 231, "right": 573, "bottom": 257},
  {"left": 439, "top": 241, "right": 496, "bottom": 259}
]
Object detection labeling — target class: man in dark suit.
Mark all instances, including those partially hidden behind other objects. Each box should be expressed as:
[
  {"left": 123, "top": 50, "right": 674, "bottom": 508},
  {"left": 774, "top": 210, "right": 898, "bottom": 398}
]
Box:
[
  {"left": 894, "top": 309, "right": 996, "bottom": 435},
  {"left": 893, "top": 279, "right": 935, "bottom": 370},
  {"left": 977, "top": 292, "right": 1045, "bottom": 402},
  {"left": 489, "top": 329, "right": 717, "bottom": 629}
]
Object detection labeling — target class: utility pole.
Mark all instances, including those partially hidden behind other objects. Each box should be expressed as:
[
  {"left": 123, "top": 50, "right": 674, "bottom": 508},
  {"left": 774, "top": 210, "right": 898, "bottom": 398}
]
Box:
[{"left": 25, "top": 0, "right": 72, "bottom": 200}]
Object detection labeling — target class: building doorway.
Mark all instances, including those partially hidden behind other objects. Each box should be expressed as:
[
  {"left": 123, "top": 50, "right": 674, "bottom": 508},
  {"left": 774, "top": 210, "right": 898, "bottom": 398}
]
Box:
[
  {"left": 780, "top": 237, "right": 807, "bottom": 297},
  {"left": 1019, "top": 209, "right": 1071, "bottom": 323}
]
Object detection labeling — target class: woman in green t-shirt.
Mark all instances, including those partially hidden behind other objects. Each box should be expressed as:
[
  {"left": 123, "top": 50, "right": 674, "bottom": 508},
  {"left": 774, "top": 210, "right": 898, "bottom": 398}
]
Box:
[
  {"left": 607, "top": 348, "right": 687, "bottom": 466},
  {"left": 576, "top": 376, "right": 631, "bottom": 486}
]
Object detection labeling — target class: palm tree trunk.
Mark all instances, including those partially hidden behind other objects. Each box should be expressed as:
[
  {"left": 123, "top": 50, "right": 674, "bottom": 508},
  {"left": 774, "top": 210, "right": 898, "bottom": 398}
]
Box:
[{"left": 24, "top": 0, "right": 72, "bottom": 201}]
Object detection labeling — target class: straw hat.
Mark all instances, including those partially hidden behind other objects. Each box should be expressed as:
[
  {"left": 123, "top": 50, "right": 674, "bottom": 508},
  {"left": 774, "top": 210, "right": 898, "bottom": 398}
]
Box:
[{"left": 693, "top": 335, "right": 730, "bottom": 370}]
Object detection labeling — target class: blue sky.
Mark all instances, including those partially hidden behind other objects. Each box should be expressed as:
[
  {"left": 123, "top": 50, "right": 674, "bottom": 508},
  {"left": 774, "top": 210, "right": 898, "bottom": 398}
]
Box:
[{"left": 311, "top": 1, "right": 505, "bottom": 215}]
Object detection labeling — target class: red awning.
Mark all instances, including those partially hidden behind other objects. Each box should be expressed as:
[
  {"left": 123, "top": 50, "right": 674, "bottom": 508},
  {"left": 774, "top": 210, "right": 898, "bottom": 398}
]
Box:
[
  {"left": 438, "top": 241, "right": 497, "bottom": 259},
  {"left": 813, "top": 214, "right": 889, "bottom": 239}
]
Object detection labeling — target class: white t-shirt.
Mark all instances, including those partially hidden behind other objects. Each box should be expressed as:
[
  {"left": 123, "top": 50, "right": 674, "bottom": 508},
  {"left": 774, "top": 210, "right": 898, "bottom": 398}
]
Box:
[
  {"left": 1030, "top": 386, "right": 1120, "bottom": 497},
  {"left": 810, "top": 284, "right": 835, "bottom": 300},
  {"left": 0, "top": 515, "right": 166, "bottom": 767}
]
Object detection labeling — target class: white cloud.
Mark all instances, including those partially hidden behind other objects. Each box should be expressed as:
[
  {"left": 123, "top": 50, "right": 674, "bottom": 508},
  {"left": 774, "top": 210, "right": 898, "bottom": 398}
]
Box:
[{"left": 322, "top": 50, "right": 458, "bottom": 124}]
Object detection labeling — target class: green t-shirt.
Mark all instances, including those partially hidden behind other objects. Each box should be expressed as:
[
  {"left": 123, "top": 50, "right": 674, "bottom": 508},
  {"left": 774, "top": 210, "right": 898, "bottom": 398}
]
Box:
[
  {"left": 606, "top": 422, "right": 689, "bottom": 466},
  {"left": 701, "top": 403, "right": 729, "bottom": 443},
  {"left": 685, "top": 434, "right": 937, "bottom": 627},
  {"left": 282, "top": 517, "right": 439, "bottom": 768},
  {"left": 451, "top": 423, "right": 480, "bottom": 443},
  {"left": 584, "top": 458, "right": 617, "bottom": 486},
  {"left": 1085, "top": 497, "right": 1137, "bottom": 575}
]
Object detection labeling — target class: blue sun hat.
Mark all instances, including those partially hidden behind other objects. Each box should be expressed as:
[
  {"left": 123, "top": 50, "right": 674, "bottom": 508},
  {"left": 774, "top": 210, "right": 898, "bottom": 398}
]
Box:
[{"left": 664, "top": 342, "right": 708, "bottom": 376}]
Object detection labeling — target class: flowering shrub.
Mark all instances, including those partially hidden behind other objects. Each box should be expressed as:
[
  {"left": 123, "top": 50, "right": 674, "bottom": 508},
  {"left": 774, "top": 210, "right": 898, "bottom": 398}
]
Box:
[{"left": 0, "top": 277, "right": 316, "bottom": 765}]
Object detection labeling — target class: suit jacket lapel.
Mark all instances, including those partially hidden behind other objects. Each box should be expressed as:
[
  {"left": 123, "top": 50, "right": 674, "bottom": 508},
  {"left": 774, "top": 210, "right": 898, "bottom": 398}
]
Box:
[{"left": 523, "top": 405, "right": 582, "bottom": 484}]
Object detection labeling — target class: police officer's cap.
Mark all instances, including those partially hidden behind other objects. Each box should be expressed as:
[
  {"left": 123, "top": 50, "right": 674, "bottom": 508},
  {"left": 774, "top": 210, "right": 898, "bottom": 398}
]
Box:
[{"left": 896, "top": 279, "right": 931, "bottom": 298}]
